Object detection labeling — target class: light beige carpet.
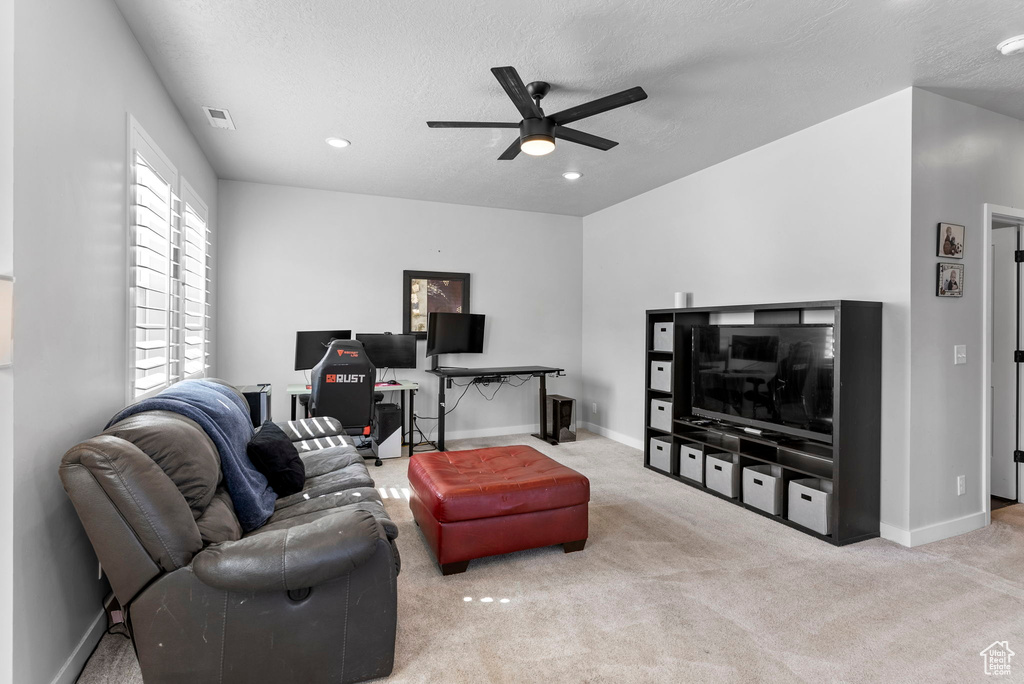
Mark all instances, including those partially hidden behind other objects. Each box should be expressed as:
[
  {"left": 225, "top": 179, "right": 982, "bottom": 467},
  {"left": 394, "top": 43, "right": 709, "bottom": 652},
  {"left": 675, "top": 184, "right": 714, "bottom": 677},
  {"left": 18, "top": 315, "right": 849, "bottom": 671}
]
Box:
[{"left": 79, "top": 431, "right": 1024, "bottom": 683}]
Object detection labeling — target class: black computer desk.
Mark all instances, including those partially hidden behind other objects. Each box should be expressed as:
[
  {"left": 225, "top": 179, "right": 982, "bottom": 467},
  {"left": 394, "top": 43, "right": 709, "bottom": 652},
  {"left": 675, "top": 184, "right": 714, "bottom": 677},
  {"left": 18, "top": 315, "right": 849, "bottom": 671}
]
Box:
[{"left": 426, "top": 366, "right": 565, "bottom": 451}]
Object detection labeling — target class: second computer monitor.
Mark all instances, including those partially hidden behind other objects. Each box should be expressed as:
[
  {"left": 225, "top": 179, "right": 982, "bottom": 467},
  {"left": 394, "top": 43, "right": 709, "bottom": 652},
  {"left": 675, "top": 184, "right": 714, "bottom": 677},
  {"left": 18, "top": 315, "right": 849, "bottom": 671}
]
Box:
[
  {"left": 426, "top": 312, "right": 485, "bottom": 356},
  {"left": 294, "top": 330, "right": 352, "bottom": 370},
  {"left": 355, "top": 333, "right": 417, "bottom": 369}
]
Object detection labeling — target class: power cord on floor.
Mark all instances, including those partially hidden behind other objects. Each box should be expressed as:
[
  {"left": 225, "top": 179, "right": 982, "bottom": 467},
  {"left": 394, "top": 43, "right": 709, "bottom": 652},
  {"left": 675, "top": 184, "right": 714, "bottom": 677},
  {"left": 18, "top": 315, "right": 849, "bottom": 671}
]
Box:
[{"left": 412, "top": 415, "right": 439, "bottom": 452}]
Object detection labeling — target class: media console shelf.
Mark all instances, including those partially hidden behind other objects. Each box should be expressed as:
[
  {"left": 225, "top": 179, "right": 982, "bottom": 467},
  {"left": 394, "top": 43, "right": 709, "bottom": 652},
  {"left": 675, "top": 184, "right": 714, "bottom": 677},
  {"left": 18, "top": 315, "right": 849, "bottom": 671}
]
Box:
[{"left": 644, "top": 300, "right": 881, "bottom": 545}]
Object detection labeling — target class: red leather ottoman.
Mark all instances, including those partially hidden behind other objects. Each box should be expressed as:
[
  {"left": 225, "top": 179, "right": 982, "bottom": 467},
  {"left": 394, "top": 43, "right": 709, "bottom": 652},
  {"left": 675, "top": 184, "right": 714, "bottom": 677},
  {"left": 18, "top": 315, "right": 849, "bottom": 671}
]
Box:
[{"left": 408, "top": 445, "right": 590, "bottom": 575}]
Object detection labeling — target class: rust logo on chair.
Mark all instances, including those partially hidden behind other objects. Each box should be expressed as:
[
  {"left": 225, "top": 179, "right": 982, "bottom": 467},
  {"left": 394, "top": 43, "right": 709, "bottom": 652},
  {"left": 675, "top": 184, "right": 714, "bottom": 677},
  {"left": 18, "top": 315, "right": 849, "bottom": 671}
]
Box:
[
  {"left": 326, "top": 374, "right": 366, "bottom": 383},
  {"left": 337, "top": 350, "right": 360, "bottom": 358}
]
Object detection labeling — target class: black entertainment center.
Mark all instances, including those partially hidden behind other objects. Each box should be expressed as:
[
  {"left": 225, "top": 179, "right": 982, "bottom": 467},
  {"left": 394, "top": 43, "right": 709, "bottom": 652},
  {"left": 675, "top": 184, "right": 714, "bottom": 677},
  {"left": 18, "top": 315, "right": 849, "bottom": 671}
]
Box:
[{"left": 645, "top": 300, "right": 882, "bottom": 545}]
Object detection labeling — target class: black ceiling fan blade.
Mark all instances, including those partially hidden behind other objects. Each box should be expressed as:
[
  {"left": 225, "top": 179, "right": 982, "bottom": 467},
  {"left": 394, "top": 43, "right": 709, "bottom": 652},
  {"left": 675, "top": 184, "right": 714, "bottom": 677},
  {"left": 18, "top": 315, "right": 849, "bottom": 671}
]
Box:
[
  {"left": 491, "top": 66, "right": 542, "bottom": 120},
  {"left": 550, "top": 86, "right": 648, "bottom": 126},
  {"left": 555, "top": 126, "right": 618, "bottom": 151},
  {"left": 497, "top": 138, "right": 521, "bottom": 160},
  {"left": 427, "top": 121, "right": 520, "bottom": 128}
]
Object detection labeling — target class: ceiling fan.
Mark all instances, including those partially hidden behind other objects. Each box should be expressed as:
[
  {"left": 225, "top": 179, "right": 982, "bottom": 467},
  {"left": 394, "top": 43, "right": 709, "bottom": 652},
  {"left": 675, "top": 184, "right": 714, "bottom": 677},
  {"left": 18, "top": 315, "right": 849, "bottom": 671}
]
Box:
[{"left": 427, "top": 66, "right": 647, "bottom": 160}]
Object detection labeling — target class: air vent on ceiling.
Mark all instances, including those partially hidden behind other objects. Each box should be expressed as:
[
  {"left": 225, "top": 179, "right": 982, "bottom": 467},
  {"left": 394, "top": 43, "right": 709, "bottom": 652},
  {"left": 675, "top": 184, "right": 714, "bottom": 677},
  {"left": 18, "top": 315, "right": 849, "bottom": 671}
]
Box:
[{"left": 202, "top": 106, "right": 236, "bottom": 130}]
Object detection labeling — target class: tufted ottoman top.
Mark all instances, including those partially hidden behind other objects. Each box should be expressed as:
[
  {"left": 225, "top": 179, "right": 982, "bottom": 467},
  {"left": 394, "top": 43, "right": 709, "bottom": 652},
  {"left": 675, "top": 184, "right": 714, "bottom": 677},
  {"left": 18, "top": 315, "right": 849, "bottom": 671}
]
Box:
[{"left": 408, "top": 445, "right": 590, "bottom": 523}]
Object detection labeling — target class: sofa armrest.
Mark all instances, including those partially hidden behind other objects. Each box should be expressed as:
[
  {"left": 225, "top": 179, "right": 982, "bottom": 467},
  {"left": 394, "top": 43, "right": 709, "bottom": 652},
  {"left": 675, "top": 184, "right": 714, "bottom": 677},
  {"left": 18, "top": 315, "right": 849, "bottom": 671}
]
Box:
[{"left": 192, "top": 508, "right": 384, "bottom": 592}]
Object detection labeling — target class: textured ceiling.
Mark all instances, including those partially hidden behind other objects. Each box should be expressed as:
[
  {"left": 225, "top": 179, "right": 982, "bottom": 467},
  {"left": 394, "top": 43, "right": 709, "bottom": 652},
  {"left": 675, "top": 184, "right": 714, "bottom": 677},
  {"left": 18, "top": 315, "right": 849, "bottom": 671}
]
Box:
[{"left": 113, "top": 0, "right": 1024, "bottom": 217}]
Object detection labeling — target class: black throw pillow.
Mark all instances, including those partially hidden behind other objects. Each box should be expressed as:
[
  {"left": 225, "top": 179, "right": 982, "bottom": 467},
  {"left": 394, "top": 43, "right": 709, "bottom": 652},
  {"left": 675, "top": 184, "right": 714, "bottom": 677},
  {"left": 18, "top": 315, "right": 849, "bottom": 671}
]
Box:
[{"left": 247, "top": 421, "right": 305, "bottom": 497}]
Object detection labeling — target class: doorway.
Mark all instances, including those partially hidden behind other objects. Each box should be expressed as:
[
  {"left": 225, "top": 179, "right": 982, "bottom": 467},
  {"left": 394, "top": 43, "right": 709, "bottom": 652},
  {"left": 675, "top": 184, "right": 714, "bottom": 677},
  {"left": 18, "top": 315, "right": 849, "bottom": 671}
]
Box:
[{"left": 985, "top": 205, "right": 1024, "bottom": 519}]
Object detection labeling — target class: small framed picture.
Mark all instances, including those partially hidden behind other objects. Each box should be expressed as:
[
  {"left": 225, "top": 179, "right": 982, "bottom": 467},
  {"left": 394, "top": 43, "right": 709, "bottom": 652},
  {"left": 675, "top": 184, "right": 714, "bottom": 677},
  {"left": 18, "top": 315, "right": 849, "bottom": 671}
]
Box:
[
  {"left": 937, "top": 223, "right": 965, "bottom": 259},
  {"left": 937, "top": 263, "right": 964, "bottom": 297}
]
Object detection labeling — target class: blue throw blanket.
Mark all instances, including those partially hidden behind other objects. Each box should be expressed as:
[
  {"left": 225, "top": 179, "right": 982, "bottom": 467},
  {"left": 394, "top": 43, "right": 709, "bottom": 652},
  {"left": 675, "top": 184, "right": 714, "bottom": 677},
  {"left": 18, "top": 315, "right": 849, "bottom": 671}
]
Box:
[{"left": 106, "top": 380, "right": 276, "bottom": 531}]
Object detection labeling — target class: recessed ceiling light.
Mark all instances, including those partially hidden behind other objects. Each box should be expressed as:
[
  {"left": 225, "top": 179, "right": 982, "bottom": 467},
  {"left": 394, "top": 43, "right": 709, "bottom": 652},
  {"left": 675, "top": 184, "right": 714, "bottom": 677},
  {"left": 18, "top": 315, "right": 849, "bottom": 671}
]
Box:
[
  {"left": 326, "top": 137, "right": 351, "bottom": 148},
  {"left": 562, "top": 171, "right": 582, "bottom": 181},
  {"left": 997, "top": 35, "right": 1024, "bottom": 56}
]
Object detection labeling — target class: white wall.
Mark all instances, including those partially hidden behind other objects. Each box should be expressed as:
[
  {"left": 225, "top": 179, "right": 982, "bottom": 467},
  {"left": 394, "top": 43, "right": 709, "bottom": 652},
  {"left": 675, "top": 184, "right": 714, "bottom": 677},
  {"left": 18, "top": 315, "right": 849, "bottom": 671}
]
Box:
[
  {"left": 580, "top": 90, "right": 914, "bottom": 534},
  {"left": 217, "top": 181, "right": 582, "bottom": 442},
  {"left": 0, "top": 0, "right": 13, "bottom": 680},
  {"left": 909, "top": 89, "right": 1024, "bottom": 538},
  {"left": 11, "top": 1, "right": 217, "bottom": 681}
]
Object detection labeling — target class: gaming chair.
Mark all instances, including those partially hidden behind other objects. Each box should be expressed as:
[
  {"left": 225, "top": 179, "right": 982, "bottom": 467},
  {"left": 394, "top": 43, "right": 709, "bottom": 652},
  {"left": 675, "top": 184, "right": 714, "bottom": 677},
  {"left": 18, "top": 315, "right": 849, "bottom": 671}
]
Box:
[{"left": 310, "top": 339, "right": 377, "bottom": 443}]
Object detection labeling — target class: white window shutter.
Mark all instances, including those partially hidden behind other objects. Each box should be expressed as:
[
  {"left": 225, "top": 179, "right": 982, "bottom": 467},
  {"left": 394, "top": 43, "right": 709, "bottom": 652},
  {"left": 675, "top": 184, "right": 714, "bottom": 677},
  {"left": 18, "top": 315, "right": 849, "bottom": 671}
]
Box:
[
  {"left": 129, "top": 148, "right": 177, "bottom": 399},
  {"left": 180, "top": 181, "right": 211, "bottom": 379},
  {"left": 127, "top": 116, "right": 212, "bottom": 401}
]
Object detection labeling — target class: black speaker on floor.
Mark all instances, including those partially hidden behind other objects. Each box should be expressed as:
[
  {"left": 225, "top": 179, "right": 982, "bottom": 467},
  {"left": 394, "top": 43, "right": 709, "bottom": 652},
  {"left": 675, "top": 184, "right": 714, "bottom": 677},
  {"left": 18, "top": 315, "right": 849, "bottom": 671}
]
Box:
[{"left": 546, "top": 394, "right": 576, "bottom": 443}]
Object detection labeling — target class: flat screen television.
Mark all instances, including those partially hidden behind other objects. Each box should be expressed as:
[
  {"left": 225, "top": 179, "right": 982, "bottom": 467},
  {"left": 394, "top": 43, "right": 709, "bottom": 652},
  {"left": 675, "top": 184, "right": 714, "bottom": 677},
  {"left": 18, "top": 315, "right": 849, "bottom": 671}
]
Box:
[
  {"left": 425, "top": 312, "right": 485, "bottom": 357},
  {"left": 691, "top": 324, "right": 835, "bottom": 443},
  {"left": 294, "top": 330, "right": 352, "bottom": 370},
  {"left": 356, "top": 333, "right": 417, "bottom": 369}
]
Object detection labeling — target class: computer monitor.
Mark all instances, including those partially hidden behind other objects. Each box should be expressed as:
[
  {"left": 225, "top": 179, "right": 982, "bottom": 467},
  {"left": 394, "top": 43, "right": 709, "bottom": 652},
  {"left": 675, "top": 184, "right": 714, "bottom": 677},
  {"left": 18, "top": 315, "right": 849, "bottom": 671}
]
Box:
[
  {"left": 294, "top": 330, "right": 352, "bottom": 370},
  {"left": 425, "top": 313, "right": 485, "bottom": 357},
  {"left": 355, "top": 333, "right": 417, "bottom": 369}
]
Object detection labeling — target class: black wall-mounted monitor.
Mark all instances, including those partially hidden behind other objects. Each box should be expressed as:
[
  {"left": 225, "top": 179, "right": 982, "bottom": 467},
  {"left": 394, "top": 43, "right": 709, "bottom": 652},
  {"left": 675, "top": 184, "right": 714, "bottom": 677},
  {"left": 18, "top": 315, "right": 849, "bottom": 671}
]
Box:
[
  {"left": 294, "top": 330, "right": 352, "bottom": 370},
  {"left": 356, "top": 333, "right": 417, "bottom": 369},
  {"left": 425, "top": 312, "right": 485, "bottom": 357}
]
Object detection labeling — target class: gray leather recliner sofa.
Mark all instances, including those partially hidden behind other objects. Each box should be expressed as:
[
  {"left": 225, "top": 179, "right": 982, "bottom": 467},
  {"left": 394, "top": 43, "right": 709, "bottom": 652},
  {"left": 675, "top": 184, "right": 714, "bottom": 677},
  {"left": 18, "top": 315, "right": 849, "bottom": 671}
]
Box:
[{"left": 59, "top": 382, "right": 399, "bottom": 683}]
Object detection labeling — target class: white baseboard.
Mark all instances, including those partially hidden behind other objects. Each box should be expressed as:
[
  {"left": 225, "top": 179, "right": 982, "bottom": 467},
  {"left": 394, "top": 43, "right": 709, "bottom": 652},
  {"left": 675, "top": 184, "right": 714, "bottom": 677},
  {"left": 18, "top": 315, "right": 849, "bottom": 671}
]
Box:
[
  {"left": 441, "top": 424, "right": 539, "bottom": 441},
  {"left": 879, "top": 522, "right": 912, "bottom": 547},
  {"left": 582, "top": 422, "right": 643, "bottom": 451},
  {"left": 880, "top": 510, "right": 987, "bottom": 548},
  {"left": 50, "top": 608, "right": 105, "bottom": 684},
  {"left": 907, "top": 510, "right": 987, "bottom": 547}
]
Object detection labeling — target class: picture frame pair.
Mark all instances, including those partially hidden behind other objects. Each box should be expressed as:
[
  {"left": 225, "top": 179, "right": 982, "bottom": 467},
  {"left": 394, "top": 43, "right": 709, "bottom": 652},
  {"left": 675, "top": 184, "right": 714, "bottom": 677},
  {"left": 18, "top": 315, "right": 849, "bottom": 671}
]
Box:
[{"left": 936, "top": 223, "right": 964, "bottom": 298}]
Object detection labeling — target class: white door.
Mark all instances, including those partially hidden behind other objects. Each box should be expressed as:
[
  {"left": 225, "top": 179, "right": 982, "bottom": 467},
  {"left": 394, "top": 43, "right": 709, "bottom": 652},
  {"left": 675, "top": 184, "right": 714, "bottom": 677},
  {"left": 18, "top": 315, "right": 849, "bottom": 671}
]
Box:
[{"left": 991, "top": 225, "right": 1020, "bottom": 500}]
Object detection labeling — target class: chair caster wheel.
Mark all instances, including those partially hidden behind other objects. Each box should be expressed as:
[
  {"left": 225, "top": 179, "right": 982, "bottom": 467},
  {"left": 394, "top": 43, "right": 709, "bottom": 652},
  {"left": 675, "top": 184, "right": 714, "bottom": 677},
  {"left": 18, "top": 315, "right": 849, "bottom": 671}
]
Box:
[{"left": 375, "top": 459, "right": 383, "bottom": 467}]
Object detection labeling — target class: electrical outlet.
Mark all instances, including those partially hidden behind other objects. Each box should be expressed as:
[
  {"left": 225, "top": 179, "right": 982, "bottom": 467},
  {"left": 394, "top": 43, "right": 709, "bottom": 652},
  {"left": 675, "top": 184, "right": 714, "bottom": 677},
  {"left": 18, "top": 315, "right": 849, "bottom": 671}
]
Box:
[
  {"left": 957, "top": 475, "right": 966, "bottom": 496},
  {"left": 592, "top": 402, "right": 598, "bottom": 415}
]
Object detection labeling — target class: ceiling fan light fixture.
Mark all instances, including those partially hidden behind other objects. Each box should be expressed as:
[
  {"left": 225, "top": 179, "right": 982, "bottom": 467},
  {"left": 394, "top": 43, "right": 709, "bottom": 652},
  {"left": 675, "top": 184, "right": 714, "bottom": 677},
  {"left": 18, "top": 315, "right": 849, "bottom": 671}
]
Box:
[
  {"left": 998, "top": 35, "right": 1024, "bottom": 55},
  {"left": 521, "top": 135, "right": 556, "bottom": 156},
  {"left": 426, "top": 65, "right": 646, "bottom": 161}
]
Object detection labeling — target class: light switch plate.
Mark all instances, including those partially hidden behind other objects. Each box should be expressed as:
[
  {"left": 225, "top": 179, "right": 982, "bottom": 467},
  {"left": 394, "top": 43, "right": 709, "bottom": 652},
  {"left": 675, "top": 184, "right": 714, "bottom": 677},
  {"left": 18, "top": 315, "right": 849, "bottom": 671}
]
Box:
[{"left": 954, "top": 344, "right": 967, "bottom": 365}]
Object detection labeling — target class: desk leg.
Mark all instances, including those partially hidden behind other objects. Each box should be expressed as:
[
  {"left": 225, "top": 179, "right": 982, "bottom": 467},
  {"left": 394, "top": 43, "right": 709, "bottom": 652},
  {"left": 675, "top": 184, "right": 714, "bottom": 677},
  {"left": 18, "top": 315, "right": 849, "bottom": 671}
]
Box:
[
  {"left": 407, "top": 389, "right": 416, "bottom": 456},
  {"left": 291, "top": 394, "right": 297, "bottom": 421},
  {"left": 437, "top": 377, "right": 446, "bottom": 452},
  {"left": 532, "top": 374, "right": 558, "bottom": 446},
  {"left": 398, "top": 390, "right": 406, "bottom": 447},
  {"left": 539, "top": 374, "right": 547, "bottom": 441}
]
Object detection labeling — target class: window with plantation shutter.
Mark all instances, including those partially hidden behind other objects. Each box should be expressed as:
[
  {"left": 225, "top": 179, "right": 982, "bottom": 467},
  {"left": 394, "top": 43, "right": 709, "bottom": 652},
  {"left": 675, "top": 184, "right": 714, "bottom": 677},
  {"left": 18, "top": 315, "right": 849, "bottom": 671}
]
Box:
[
  {"left": 127, "top": 116, "right": 212, "bottom": 401},
  {"left": 180, "top": 181, "right": 211, "bottom": 378}
]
